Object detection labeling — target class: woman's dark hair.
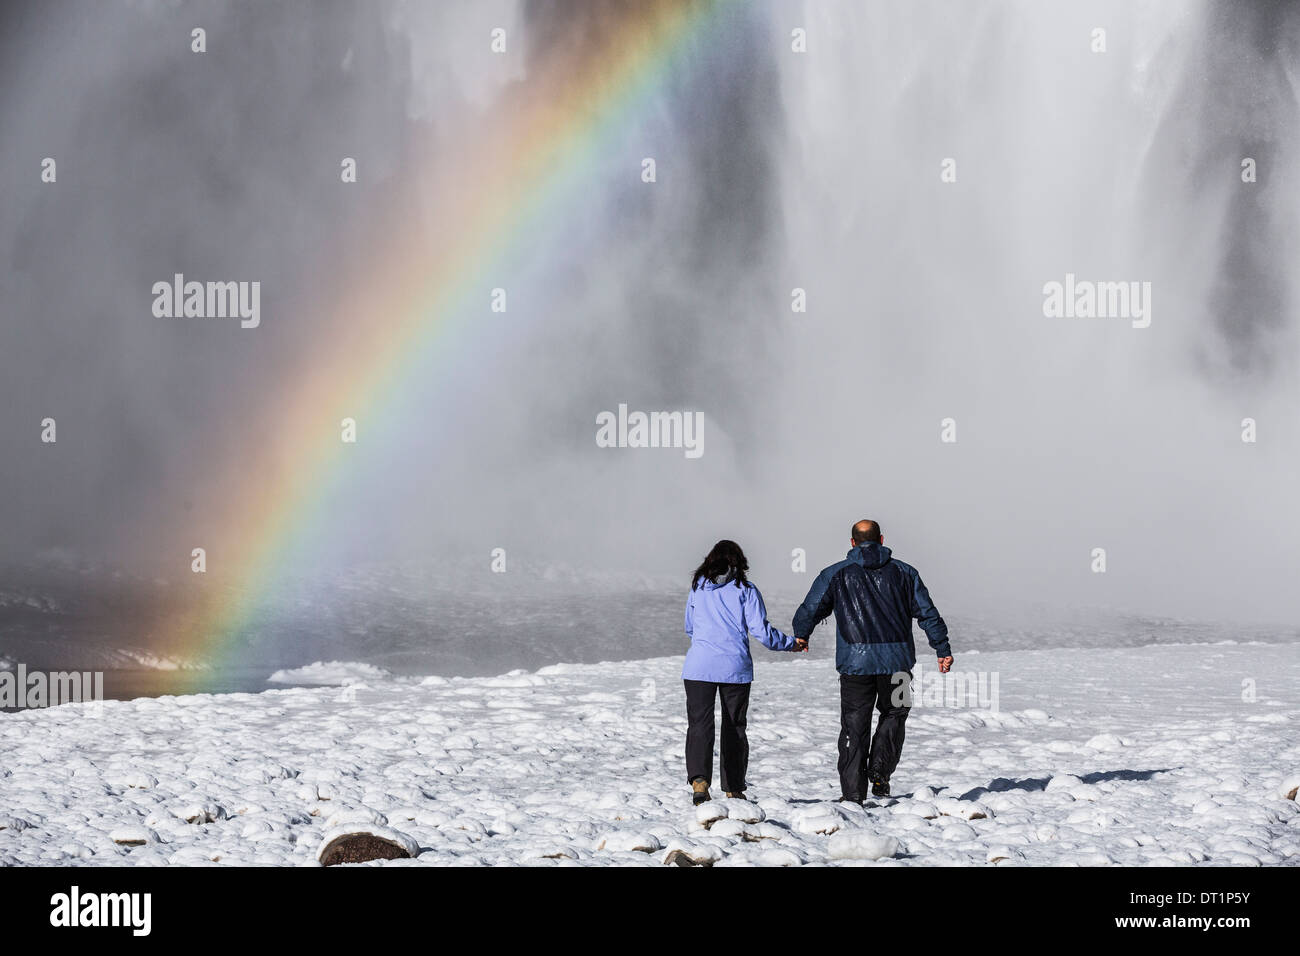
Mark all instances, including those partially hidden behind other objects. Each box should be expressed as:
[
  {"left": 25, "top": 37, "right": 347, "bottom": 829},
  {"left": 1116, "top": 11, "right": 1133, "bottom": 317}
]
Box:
[{"left": 691, "top": 539, "right": 749, "bottom": 590}]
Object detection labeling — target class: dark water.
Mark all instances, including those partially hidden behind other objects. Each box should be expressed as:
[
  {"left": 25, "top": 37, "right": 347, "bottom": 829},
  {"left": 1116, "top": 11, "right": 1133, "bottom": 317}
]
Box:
[
  {"left": 0, "top": 668, "right": 313, "bottom": 712},
  {"left": 100, "top": 668, "right": 316, "bottom": 700}
]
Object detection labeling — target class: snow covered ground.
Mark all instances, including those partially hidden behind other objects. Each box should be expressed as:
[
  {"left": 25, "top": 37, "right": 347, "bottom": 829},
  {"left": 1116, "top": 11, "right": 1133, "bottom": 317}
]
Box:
[{"left": 1, "top": 641, "right": 1297, "bottom": 866}]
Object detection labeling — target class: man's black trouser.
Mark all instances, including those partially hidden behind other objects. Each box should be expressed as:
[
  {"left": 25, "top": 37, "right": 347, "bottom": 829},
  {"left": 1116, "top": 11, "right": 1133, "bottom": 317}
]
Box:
[
  {"left": 684, "top": 679, "right": 751, "bottom": 793},
  {"left": 838, "top": 671, "right": 911, "bottom": 799}
]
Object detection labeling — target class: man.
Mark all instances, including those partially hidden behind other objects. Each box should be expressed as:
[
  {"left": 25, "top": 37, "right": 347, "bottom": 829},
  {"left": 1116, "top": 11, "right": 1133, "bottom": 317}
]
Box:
[{"left": 793, "top": 519, "right": 953, "bottom": 802}]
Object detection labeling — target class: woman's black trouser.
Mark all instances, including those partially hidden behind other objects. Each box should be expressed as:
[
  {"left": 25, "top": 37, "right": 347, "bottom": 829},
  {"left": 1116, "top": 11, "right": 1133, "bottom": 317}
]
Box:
[
  {"left": 684, "top": 679, "right": 751, "bottom": 793},
  {"left": 838, "top": 671, "right": 911, "bottom": 798}
]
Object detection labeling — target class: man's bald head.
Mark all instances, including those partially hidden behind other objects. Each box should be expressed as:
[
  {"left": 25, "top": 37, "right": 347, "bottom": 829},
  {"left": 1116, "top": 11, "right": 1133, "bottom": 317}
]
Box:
[{"left": 851, "top": 520, "right": 882, "bottom": 545}]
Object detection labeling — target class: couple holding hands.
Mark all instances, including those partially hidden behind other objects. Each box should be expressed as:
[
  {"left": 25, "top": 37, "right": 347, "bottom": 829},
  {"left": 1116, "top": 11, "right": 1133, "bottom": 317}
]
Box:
[{"left": 682, "top": 520, "right": 954, "bottom": 805}]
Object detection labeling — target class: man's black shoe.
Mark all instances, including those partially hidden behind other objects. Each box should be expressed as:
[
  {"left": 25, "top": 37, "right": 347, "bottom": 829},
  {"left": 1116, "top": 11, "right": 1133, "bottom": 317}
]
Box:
[{"left": 870, "top": 779, "right": 890, "bottom": 798}]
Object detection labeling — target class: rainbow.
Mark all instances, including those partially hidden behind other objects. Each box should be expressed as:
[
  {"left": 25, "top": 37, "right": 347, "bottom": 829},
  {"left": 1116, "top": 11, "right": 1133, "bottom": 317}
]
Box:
[{"left": 154, "top": 0, "right": 729, "bottom": 683}]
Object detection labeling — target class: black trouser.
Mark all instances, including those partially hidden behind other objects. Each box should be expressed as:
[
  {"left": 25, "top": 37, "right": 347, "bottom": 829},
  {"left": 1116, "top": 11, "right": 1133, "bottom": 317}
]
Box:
[
  {"left": 838, "top": 671, "right": 911, "bottom": 798},
  {"left": 684, "top": 679, "right": 751, "bottom": 793}
]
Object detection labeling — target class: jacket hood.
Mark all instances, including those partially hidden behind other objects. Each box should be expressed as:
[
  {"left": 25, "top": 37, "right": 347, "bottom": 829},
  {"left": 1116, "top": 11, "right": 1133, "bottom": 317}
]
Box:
[
  {"left": 696, "top": 572, "right": 739, "bottom": 590},
  {"left": 846, "top": 542, "right": 892, "bottom": 570}
]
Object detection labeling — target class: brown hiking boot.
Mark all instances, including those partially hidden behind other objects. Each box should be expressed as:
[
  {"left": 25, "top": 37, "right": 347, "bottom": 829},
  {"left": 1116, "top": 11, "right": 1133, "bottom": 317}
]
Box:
[
  {"left": 725, "top": 791, "right": 746, "bottom": 800},
  {"left": 691, "top": 777, "right": 711, "bottom": 805}
]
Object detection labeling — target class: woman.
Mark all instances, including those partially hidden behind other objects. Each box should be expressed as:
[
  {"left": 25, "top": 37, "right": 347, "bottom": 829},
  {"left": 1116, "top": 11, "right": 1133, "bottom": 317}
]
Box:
[{"left": 683, "top": 539, "right": 804, "bottom": 805}]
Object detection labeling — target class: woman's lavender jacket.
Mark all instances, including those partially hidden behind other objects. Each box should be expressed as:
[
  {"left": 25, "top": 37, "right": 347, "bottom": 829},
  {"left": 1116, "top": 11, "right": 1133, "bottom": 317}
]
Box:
[{"left": 682, "top": 576, "right": 797, "bottom": 683}]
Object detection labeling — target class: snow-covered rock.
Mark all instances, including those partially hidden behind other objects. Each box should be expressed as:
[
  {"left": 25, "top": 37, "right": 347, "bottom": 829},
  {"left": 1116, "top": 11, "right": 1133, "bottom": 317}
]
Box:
[
  {"left": 709, "top": 818, "right": 758, "bottom": 840},
  {"left": 986, "top": 845, "right": 1018, "bottom": 863},
  {"left": 108, "top": 826, "right": 157, "bottom": 846},
  {"left": 935, "top": 798, "right": 992, "bottom": 820},
  {"left": 719, "top": 799, "right": 765, "bottom": 824},
  {"left": 694, "top": 803, "right": 728, "bottom": 826},
  {"left": 662, "top": 841, "right": 725, "bottom": 867},
  {"left": 1278, "top": 774, "right": 1300, "bottom": 802},
  {"left": 168, "top": 803, "right": 224, "bottom": 825},
  {"left": 324, "top": 807, "right": 388, "bottom": 829},
  {"left": 791, "top": 807, "right": 844, "bottom": 835},
  {"left": 827, "top": 831, "right": 901, "bottom": 860},
  {"left": 594, "top": 830, "right": 661, "bottom": 853}
]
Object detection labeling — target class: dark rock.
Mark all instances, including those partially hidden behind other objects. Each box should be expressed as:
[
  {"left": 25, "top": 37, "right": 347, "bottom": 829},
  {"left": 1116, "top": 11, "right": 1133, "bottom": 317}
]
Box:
[{"left": 319, "top": 832, "right": 413, "bottom": 866}]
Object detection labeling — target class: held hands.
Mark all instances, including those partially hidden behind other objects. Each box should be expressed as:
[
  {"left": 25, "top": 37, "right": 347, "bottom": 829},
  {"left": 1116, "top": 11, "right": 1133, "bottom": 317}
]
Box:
[
  {"left": 793, "top": 637, "right": 809, "bottom": 653},
  {"left": 937, "top": 655, "right": 953, "bottom": 673}
]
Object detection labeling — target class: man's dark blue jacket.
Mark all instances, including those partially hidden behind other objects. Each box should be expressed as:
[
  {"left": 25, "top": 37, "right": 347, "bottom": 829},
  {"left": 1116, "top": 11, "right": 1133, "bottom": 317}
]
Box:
[{"left": 793, "top": 542, "right": 951, "bottom": 675}]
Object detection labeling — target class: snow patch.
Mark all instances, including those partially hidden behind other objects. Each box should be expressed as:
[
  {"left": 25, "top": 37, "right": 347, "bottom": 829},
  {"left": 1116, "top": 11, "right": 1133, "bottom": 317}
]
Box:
[{"left": 267, "top": 661, "right": 392, "bottom": 685}]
